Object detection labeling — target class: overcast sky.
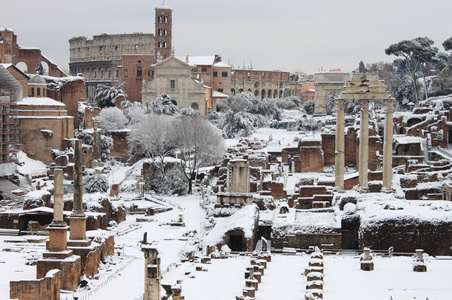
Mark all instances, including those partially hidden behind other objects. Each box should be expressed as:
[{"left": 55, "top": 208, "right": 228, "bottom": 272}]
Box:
[{"left": 2, "top": 0, "right": 451, "bottom": 74}]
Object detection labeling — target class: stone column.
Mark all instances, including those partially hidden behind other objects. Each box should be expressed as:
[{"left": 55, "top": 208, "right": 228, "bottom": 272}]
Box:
[
  {"left": 72, "top": 139, "right": 85, "bottom": 217},
  {"left": 69, "top": 139, "right": 87, "bottom": 241},
  {"left": 358, "top": 99, "right": 370, "bottom": 192},
  {"left": 141, "top": 245, "right": 161, "bottom": 300},
  {"left": 92, "top": 121, "right": 99, "bottom": 168},
  {"left": 46, "top": 169, "right": 70, "bottom": 254},
  {"left": 335, "top": 98, "right": 345, "bottom": 190},
  {"left": 52, "top": 169, "right": 65, "bottom": 226},
  {"left": 382, "top": 98, "right": 394, "bottom": 192}
]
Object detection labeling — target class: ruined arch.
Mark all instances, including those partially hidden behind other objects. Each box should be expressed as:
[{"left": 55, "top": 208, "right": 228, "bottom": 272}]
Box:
[
  {"left": 254, "top": 90, "right": 259, "bottom": 97},
  {"left": 231, "top": 88, "right": 236, "bottom": 94},
  {"left": 268, "top": 89, "right": 271, "bottom": 98},
  {"left": 35, "top": 61, "right": 49, "bottom": 75},
  {"left": 16, "top": 62, "right": 28, "bottom": 73},
  {"left": 273, "top": 89, "right": 277, "bottom": 98},
  {"left": 191, "top": 102, "right": 199, "bottom": 110},
  {"left": 238, "top": 88, "right": 244, "bottom": 93},
  {"left": 261, "top": 89, "right": 265, "bottom": 99}
]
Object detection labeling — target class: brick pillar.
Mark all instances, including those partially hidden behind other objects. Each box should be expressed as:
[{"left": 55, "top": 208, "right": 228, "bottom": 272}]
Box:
[
  {"left": 359, "top": 99, "right": 370, "bottom": 193},
  {"left": 382, "top": 98, "right": 394, "bottom": 192},
  {"left": 335, "top": 98, "right": 345, "bottom": 190}
]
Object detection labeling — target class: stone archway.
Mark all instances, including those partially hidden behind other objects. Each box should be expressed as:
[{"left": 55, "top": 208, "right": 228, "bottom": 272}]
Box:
[{"left": 313, "top": 72, "right": 351, "bottom": 115}]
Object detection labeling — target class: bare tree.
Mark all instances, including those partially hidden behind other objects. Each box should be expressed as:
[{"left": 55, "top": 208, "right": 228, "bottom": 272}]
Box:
[
  {"left": 128, "top": 114, "right": 177, "bottom": 173},
  {"left": 174, "top": 116, "right": 225, "bottom": 194}
]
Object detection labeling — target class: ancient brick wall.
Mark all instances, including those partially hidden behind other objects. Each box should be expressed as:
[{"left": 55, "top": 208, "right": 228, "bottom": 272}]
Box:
[
  {"left": 10, "top": 269, "right": 61, "bottom": 300},
  {"left": 321, "top": 133, "right": 335, "bottom": 166}
]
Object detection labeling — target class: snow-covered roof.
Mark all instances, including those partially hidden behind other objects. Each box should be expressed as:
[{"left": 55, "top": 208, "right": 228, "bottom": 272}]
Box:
[
  {"left": 393, "top": 135, "right": 422, "bottom": 145},
  {"left": 18, "top": 97, "right": 65, "bottom": 107},
  {"left": 203, "top": 204, "right": 259, "bottom": 247},
  {"left": 213, "top": 61, "right": 230, "bottom": 68},
  {"left": 212, "top": 91, "right": 228, "bottom": 98},
  {"left": 175, "top": 55, "right": 215, "bottom": 66}
]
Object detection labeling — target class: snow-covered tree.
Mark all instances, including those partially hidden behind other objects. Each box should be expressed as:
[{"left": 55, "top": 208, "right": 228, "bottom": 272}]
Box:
[
  {"left": 303, "top": 100, "right": 315, "bottom": 115},
  {"left": 146, "top": 94, "right": 180, "bottom": 116},
  {"left": 94, "top": 83, "right": 127, "bottom": 108},
  {"left": 174, "top": 116, "right": 225, "bottom": 194},
  {"left": 385, "top": 37, "right": 438, "bottom": 103},
  {"left": 121, "top": 100, "right": 147, "bottom": 126},
  {"left": 96, "top": 107, "right": 128, "bottom": 131},
  {"left": 84, "top": 174, "right": 109, "bottom": 193},
  {"left": 128, "top": 114, "right": 177, "bottom": 172}
]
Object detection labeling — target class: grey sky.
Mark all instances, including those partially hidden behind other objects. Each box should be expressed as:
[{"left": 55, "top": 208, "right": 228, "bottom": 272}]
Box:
[{"left": 2, "top": 0, "right": 451, "bottom": 74}]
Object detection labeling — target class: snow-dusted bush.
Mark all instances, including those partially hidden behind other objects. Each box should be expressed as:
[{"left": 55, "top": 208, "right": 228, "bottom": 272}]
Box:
[
  {"left": 295, "top": 115, "right": 321, "bottom": 132},
  {"left": 100, "top": 135, "right": 114, "bottom": 162},
  {"left": 75, "top": 130, "right": 94, "bottom": 146},
  {"left": 84, "top": 174, "right": 109, "bottom": 193},
  {"left": 303, "top": 100, "right": 314, "bottom": 115},
  {"left": 146, "top": 168, "right": 188, "bottom": 196},
  {"left": 96, "top": 107, "right": 128, "bottom": 131},
  {"left": 275, "top": 96, "right": 301, "bottom": 110}
]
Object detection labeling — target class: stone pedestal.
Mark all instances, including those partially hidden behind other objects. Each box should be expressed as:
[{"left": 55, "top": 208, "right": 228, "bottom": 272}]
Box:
[
  {"left": 45, "top": 225, "right": 72, "bottom": 257},
  {"left": 68, "top": 216, "right": 87, "bottom": 241}
]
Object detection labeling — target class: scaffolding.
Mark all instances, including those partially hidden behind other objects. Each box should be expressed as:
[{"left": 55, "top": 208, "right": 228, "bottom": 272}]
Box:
[{"left": 0, "top": 65, "right": 21, "bottom": 177}]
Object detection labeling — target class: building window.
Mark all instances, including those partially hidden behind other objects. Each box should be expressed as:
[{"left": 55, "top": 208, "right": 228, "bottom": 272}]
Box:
[
  {"left": 222, "top": 71, "right": 228, "bottom": 77},
  {"left": 191, "top": 102, "right": 199, "bottom": 110},
  {"left": 170, "top": 80, "right": 176, "bottom": 90},
  {"left": 137, "top": 67, "right": 142, "bottom": 77},
  {"left": 115, "top": 45, "right": 118, "bottom": 51},
  {"left": 124, "top": 70, "right": 128, "bottom": 77},
  {"left": 31, "top": 88, "right": 34, "bottom": 97},
  {"left": 99, "top": 46, "right": 103, "bottom": 52},
  {"left": 213, "top": 72, "right": 218, "bottom": 77},
  {"left": 218, "top": 88, "right": 223, "bottom": 93},
  {"left": 148, "top": 70, "right": 154, "bottom": 77},
  {"left": 201, "top": 66, "right": 207, "bottom": 72},
  {"left": 37, "top": 88, "right": 41, "bottom": 97}
]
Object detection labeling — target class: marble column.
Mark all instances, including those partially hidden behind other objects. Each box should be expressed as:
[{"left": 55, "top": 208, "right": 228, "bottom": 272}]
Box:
[
  {"left": 46, "top": 168, "right": 71, "bottom": 255},
  {"left": 72, "top": 139, "right": 85, "bottom": 217},
  {"left": 335, "top": 98, "right": 345, "bottom": 190},
  {"left": 359, "top": 99, "right": 370, "bottom": 192},
  {"left": 52, "top": 169, "right": 65, "bottom": 226},
  {"left": 382, "top": 98, "right": 394, "bottom": 192}
]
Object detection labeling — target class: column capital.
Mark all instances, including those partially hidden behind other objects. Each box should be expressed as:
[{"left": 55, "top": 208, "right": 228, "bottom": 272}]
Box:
[
  {"left": 336, "top": 98, "right": 345, "bottom": 111},
  {"left": 384, "top": 98, "right": 394, "bottom": 114}
]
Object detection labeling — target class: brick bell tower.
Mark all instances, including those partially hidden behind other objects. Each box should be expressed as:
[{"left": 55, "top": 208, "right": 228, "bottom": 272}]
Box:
[{"left": 155, "top": 1, "right": 173, "bottom": 59}]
